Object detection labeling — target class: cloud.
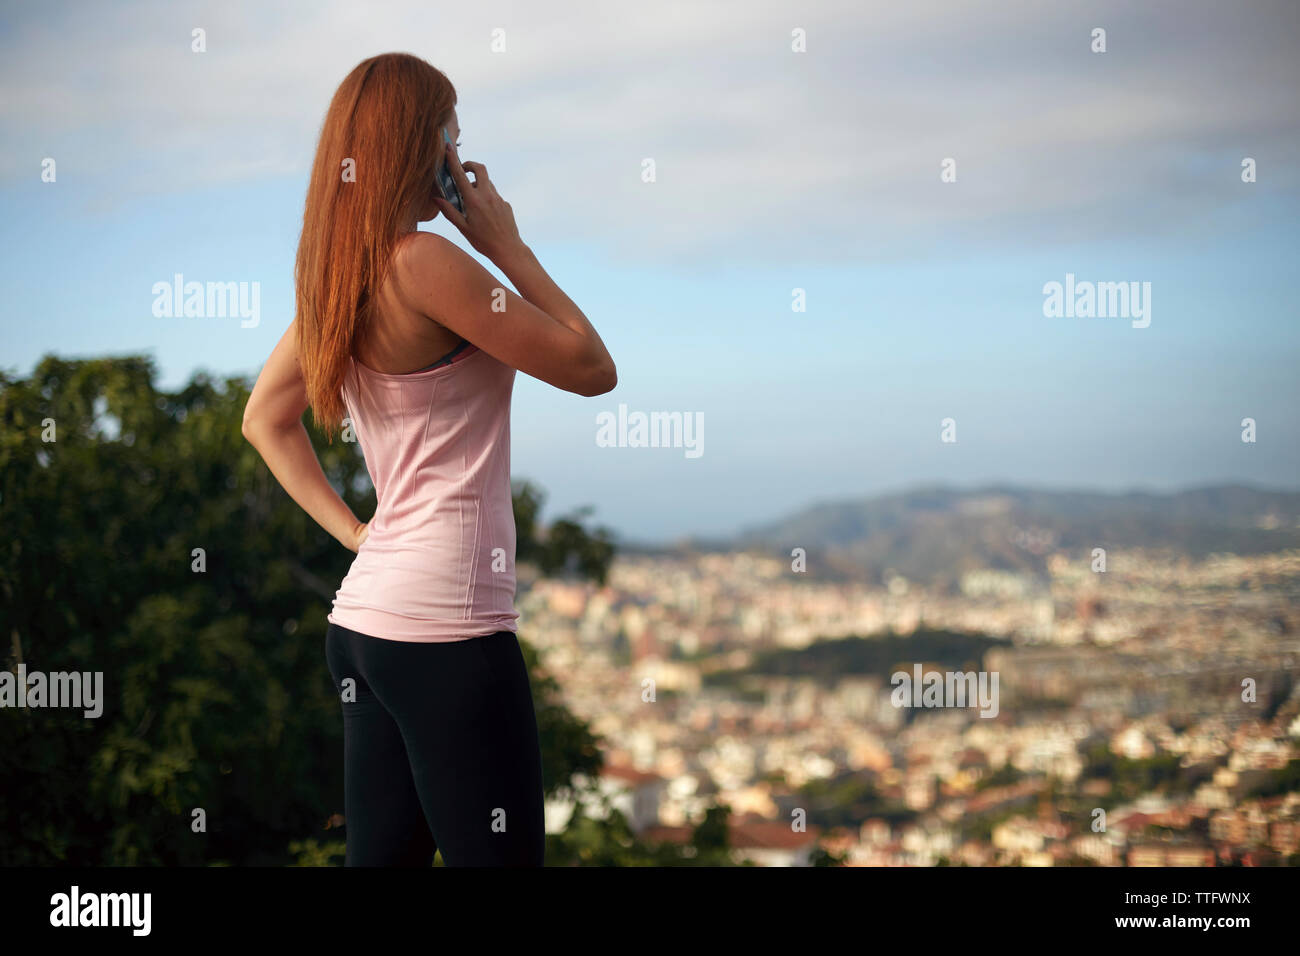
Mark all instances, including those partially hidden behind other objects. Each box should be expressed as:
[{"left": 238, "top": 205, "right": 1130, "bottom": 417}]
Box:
[{"left": 3, "top": 0, "right": 1297, "bottom": 264}]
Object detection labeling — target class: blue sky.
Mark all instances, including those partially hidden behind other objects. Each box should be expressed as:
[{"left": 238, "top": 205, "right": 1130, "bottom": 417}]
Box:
[{"left": 2, "top": 0, "right": 1298, "bottom": 543}]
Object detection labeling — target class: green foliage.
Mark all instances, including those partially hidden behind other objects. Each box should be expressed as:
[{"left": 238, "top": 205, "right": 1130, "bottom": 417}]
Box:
[
  {"left": 517, "top": 638, "right": 603, "bottom": 796},
  {"left": 811, "top": 843, "right": 849, "bottom": 866},
  {"left": 288, "top": 838, "right": 346, "bottom": 867},
  {"left": 1246, "top": 758, "right": 1300, "bottom": 799},
  {"left": 541, "top": 794, "right": 741, "bottom": 866},
  {"left": 513, "top": 482, "right": 616, "bottom": 586},
  {"left": 1080, "top": 743, "right": 1191, "bottom": 803},
  {"left": 795, "top": 772, "right": 883, "bottom": 829},
  {"left": 0, "top": 355, "right": 625, "bottom": 865},
  {"left": 975, "top": 762, "right": 1025, "bottom": 792},
  {"left": 705, "top": 629, "right": 1010, "bottom": 688}
]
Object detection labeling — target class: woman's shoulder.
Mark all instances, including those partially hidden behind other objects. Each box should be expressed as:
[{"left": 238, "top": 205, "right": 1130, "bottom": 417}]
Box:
[
  {"left": 392, "top": 230, "right": 455, "bottom": 272},
  {"left": 388, "top": 231, "right": 460, "bottom": 306}
]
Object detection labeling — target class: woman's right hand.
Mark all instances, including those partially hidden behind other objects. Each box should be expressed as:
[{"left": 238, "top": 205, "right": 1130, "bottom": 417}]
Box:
[{"left": 434, "top": 141, "right": 524, "bottom": 263}]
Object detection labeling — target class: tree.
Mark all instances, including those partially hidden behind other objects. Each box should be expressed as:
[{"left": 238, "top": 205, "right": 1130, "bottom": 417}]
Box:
[{"left": 0, "top": 354, "right": 625, "bottom": 865}]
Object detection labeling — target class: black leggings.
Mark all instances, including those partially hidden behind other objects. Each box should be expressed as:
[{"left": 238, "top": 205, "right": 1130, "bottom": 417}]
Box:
[{"left": 324, "top": 623, "right": 545, "bottom": 866}]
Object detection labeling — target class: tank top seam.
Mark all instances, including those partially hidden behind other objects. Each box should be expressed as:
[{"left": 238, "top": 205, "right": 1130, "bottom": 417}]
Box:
[
  {"left": 487, "top": 397, "right": 509, "bottom": 600},
  {"left": 462, "top": 392, "right": 482, "bottom": 620},
  {"left": 456, "top": 386, "right": 470, "bottom": 619},
  {"left": 419, "top": 377, "right": 440, "bottom": 507},
  {"left": 397, "top": 371, "right": 407, "bottom": 469}
]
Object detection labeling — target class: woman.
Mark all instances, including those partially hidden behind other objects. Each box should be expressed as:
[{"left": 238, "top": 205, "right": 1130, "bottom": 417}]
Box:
[{"left": 241, "top": 53, "right": 616, "bottom": 867}]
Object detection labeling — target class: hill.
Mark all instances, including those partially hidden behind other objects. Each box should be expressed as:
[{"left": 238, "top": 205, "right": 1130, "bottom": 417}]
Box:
[{"left": 721, "top": 484, "right": 1300, "bottom": 587}]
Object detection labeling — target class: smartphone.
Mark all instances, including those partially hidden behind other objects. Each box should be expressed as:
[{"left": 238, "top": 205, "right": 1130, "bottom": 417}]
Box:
[{"left": 433, "top": 127, "right": 464, "bottom": 215}]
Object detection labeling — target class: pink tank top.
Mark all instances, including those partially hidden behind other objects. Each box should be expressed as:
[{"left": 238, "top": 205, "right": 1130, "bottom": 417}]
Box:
[{"left": 327, "top": 343, "right": 520, "bottom": 642}]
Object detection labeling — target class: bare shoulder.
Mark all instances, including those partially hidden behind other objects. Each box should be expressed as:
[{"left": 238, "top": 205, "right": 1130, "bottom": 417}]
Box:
[
  {"left": 392, "top": 230, "right": 453, "bottom": 277},
  {"left": 390, "top": 232, "right": 450, "bottom": 311},
  {"left": 391, "top": 232, "right": 476, "bottom": 306}
]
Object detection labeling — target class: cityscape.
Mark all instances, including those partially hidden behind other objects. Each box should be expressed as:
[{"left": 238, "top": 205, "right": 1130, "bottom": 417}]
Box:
[{"left": 517, "top": 518, "right": 1300, "bottom": 866}]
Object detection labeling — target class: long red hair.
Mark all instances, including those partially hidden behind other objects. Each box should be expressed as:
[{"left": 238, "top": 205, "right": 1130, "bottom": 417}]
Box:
[{"left": 295, "top": 53, "right": 457, "bottom": 439}]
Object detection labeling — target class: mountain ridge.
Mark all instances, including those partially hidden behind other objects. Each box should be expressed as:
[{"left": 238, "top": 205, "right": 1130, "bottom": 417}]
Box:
[{"left": 621, "top": 483, "right": 1300, "bottom": 586}]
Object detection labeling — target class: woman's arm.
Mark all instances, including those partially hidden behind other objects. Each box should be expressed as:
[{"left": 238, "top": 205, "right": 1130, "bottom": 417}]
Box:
[
  {"left": 402, "top": 142, "right": 616, "bottom": 397},
  {"left": 241, "top": 319, "right": 369, "bottom": 552}
]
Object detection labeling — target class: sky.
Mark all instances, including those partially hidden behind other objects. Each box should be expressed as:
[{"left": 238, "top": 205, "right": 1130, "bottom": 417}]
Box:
[{"left": 1, "top": 0, "right": 1298, "bottom": 544}]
